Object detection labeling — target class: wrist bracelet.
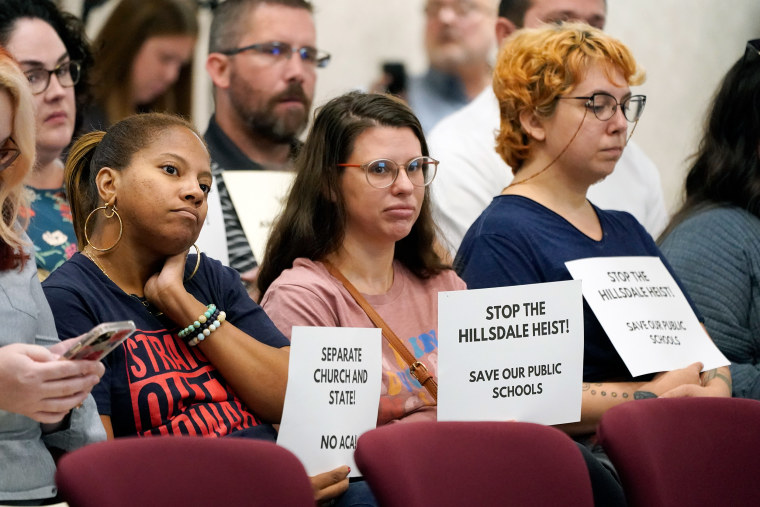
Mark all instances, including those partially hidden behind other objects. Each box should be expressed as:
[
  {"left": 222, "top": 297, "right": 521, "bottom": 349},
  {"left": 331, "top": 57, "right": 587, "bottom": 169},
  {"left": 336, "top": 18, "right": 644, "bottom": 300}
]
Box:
[
  {"left": 178, "top": 304, "right": 217, "bottom": 339},
  {"left": 187, "top": 309, "right": 227, "bottom": 347}
]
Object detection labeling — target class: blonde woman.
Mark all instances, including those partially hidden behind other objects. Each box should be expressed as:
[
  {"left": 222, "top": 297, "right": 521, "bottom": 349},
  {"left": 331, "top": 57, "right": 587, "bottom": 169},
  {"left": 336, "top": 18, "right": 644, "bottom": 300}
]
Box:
[{"left": 0, "top": 48, "right": 105, "bottom": 505}]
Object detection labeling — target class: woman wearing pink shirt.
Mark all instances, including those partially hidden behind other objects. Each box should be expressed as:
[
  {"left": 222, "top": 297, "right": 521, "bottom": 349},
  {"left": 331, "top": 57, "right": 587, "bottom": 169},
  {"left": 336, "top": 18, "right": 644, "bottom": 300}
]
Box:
[{"left": 258, "top": 91, "right": 465, "bottom": 425}]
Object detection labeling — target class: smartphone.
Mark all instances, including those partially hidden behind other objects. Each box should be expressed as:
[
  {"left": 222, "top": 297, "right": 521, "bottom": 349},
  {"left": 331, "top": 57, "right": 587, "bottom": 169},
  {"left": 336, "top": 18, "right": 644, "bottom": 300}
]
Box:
[
  {"left": 382, "top": 62, "right": 407, "bottom": 96},
  {"left": 62, "top": 321, "right": 136, "bottom": 361}
]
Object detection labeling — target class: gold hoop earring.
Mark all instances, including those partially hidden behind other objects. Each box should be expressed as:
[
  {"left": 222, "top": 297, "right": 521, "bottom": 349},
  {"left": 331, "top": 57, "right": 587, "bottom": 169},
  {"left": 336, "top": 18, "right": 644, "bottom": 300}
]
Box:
[
  {"left": 186, "top": 243, "right": 201, "bottom": 281},
  {"left": 84, "top": 204, "right": 123, "bottom": 252}
]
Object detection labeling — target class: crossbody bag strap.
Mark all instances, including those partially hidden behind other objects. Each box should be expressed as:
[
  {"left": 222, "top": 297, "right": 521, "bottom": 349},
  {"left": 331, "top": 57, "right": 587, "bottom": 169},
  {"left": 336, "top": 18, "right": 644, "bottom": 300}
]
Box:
[{"left": 322, "top": 260, "right": 438, "bottom": 401}]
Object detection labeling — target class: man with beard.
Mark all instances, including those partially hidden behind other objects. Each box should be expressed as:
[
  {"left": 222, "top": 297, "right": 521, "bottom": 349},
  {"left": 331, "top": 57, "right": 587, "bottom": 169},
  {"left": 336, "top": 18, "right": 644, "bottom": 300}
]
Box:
[
  {"left": 407, "top": 0, "right": 499, "bottom": 132},
  {"left": 200, "top": 0, "right": 328, "bottom": 288}
]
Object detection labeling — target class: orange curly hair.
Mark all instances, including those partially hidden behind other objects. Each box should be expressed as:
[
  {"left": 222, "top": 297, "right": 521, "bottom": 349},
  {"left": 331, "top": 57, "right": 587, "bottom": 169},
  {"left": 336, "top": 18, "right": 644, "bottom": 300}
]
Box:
[{"left": 493, "top": 22, "right": 644, "bottom": 172}]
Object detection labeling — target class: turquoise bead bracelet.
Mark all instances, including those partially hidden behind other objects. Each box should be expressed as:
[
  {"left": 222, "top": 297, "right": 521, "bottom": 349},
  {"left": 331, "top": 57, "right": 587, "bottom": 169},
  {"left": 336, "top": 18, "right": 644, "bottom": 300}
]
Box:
[
  {"left": 187, "top": 311, "right": 227, "bottom": 347},
  {"left": 178, "top": 304, "right": 216, "bottom": 339}
]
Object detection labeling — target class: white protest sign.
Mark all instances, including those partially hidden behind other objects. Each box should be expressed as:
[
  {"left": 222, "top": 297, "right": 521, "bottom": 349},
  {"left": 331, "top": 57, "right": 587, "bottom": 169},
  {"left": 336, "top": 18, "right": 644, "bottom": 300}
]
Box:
[
  {"left": 438, "top": 280, "right": 584, "bottom": 425},
  {"left": 195, "top": 183, "right": 229, "bottom": 264},
  {"left": 222, "top": 170, "right": 295, "bottom": 262},
  {"left": 277, "top": 327, "right": 382, "bottom": 477},
  {"left": 565, "top": 256, "right": 729, "bottom": 377}
]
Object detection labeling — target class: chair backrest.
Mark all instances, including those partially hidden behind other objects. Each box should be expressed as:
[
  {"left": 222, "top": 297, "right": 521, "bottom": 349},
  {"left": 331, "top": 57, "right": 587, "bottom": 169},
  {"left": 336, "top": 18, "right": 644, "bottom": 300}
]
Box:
[
  {"left": 55, "top": 436, "right": 314, "bottom": 507},
  {"left": 597, "top": 397, "right": 760, "bottom": 506},
  {"left": 355, "top": 420, "right": 594, "bottom": 507}
]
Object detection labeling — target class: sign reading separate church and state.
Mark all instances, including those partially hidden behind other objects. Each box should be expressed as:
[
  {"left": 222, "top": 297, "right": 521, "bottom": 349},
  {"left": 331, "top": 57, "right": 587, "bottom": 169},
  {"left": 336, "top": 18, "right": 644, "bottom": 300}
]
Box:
[{"left": 277, "top": 326, "right": 382, "bottom": 477}]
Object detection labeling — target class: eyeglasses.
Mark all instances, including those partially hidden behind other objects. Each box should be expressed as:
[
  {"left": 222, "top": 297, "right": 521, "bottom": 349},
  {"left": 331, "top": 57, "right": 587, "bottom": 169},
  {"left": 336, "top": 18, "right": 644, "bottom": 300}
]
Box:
[
  {"left": 557, "top": 92, "right": 646, "bottom": 122},
  {"left": 24, "top": 60, "right": 81, "bottom": 95},
  {"left": 425, "top": 0, "right": 485, "bottom": 17},
  {"left": 0, "top": 137, "right": 20, "bottom": 171},
  {"left": 219, "top": 41, "right": 331, "bottom": 68},
  {"left": 338, "top": 156, "right": 439, "bottom": 189}
]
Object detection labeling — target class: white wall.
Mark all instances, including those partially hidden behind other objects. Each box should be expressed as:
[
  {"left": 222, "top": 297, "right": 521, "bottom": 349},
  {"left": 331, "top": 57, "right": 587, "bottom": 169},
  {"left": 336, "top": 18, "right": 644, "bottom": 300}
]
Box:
[{"left": 604, "top": 0, "right": 760, "bottom": 212}]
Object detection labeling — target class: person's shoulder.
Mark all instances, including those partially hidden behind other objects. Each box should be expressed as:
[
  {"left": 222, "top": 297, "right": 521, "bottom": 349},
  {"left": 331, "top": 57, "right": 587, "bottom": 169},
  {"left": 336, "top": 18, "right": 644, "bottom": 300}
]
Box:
[
  {"left": 690, "top": 205, "right": 760, "bottom": 228},
  {"left": 667, "top": 206, "right": 760, "bottom": 244},
  {"left": 479, "top": 195, "right": 543, "bottom": 229},
  {"left": 42, "top": 253, "right": 90, "bottom": 289},
  {"left": 267, "top": 258, "right": 333, "bottom": 291},
  {"left": 457, "top": 196, "right": 535, "bottom": 256},
  {"left": 431, "top": 267, "right": 467, "bottom": 291}
]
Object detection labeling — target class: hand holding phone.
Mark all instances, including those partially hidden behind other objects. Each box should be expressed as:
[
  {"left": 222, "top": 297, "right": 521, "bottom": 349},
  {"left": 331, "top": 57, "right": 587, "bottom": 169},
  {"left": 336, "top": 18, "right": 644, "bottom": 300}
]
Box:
[{"left": 62, "top": 321, "right": 136, "bottom": 361}]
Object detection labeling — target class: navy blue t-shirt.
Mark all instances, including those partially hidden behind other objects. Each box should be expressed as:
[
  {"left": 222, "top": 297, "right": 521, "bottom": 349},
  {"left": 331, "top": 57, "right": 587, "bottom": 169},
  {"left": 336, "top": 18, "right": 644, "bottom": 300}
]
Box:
[
  {"left": 455, "top": 195, "right": 701, "bottom": 382},
  {"left": 43, "top": 252, "right": 289, "bottom": 438}
]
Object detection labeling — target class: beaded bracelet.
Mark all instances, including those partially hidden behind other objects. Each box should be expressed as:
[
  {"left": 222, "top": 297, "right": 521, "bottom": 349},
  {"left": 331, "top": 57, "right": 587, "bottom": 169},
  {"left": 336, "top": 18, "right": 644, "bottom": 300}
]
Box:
[
  {"left": 178, "top": 304, "right": 217, "bottom": 339},
  {"left": 187, "top": 310, "right": 226, "bottom": 347},
  {"left": 186, "top": 308, "right": 218, "bottom": 346}
]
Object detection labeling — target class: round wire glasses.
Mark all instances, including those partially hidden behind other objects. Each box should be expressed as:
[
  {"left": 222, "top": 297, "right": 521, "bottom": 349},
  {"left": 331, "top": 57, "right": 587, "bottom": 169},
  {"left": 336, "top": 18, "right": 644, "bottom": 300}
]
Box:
[{"left": 337, "top": 156, "right": 439, "bottom": 189}]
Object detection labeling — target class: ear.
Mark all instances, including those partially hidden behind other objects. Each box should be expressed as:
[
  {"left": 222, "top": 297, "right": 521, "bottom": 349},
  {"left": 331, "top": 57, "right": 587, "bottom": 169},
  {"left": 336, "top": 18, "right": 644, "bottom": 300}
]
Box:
[
  {"left": 519, "top": 108, "right": 546, "bottom": 142},
  {"left": 495, "top": 17, "right": 517, "bottom": 46},
  {"left": 95, "top": 167, "right": 120, "bottom": 207},
  {"left": 206, "top": 53, "right": 231, "bottom": 89}
]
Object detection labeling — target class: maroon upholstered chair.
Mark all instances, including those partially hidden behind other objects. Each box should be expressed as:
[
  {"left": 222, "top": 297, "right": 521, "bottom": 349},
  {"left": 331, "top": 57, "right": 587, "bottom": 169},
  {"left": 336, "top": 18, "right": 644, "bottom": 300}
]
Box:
[
  {"left": 355, "top": 420, "right": 594, "bottom": 507},
  {"left": 55, "top": 436, "right": 314, "bottom": 507},
  {"left": 597, "top": 397, "right": 760, "bottom": 506}
]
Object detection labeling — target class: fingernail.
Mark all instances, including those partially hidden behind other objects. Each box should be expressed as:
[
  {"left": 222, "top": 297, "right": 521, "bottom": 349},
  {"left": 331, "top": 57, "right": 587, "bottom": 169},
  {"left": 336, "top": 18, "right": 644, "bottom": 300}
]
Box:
[{"left": 347, "top": 466, "right": 351, "bottom": 473}]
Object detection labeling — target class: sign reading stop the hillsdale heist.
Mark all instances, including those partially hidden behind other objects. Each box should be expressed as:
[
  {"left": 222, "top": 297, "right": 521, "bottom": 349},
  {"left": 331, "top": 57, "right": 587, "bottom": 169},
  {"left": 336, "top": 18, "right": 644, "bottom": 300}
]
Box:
[
  {"left": 438, "top": 280, "right": 584, "bottom": 425},
  {"left": 566, "top": 256, "right": 728, "bottom": 377}
]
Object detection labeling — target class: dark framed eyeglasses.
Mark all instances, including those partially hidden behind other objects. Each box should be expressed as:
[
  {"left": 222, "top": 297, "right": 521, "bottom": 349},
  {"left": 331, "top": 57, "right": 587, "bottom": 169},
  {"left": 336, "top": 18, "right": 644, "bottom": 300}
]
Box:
[
  {"left": 557, "top": 92, "right": 646, "bottom": 122},
  {"left": 337, "top": 156, "right": 439, "bottom": 189},
  {"left": 24, "top": 60, "right": 81, "bottom": 95},
  {"left": 219, "top": 41, "right": 331, "bottom": 68},
  {"left": 0, "top": 137, "right": 21, "bottom": 171}
]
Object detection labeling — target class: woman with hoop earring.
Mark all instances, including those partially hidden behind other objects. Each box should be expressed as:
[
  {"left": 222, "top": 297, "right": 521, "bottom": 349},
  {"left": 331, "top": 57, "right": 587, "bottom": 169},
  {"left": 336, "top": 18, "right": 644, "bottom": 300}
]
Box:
[
  {"left": 42, "top": 112, "right": 290, "bottom": 441},
  {"left": 455, "top": 23, "right": 731, "bottom": 438}
]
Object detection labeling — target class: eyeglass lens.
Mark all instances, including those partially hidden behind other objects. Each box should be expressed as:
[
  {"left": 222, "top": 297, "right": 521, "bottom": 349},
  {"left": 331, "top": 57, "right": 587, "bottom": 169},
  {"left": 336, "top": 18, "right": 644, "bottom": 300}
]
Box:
[
  {"left": 588, "top": 93, "right": 645, "bottom": 122},
  {"left": 425, "top": 0, "right": 480, "bottom": 17},
  {"left": 25, "top": 61, "right": 81, "bottom": 94},
  {"left": 237, "top": 42, "right": 330, "bottom": 68},
  {"left": 365, "top": 157, "right": 437, "bottom": 188}
]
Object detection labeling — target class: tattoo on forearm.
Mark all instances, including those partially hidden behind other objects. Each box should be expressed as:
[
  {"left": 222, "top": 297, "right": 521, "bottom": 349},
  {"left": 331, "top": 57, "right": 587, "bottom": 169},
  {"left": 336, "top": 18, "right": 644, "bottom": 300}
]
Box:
[
  {"left": 582, "top": 383, "right": 628, "bottom": 399},
  {"left": 633, "top": 390, "right": 657, "bottom": 400},
  {"left": 702, "top": 368, "right": 732, "bottom": 391}
]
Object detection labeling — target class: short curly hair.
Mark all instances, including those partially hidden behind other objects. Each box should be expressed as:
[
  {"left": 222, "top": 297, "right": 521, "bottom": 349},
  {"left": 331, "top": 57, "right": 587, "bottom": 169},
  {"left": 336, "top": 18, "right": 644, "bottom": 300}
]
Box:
[{"left": 493, "top": 22, "right": 644, "bottom": 171}]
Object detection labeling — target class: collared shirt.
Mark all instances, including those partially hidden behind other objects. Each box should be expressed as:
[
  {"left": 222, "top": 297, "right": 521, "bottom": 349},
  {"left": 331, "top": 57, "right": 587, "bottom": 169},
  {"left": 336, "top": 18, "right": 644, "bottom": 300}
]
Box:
[
  {"left": 406, "top": 67, "right": 470, "bottom": 133},
  {"left": 202, "top": 115, "right": 301, "bottom": 275}
]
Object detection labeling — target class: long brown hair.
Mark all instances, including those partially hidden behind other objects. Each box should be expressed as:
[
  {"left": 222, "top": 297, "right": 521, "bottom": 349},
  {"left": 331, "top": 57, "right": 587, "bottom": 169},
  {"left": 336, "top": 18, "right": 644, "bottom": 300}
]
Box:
[
  {"left": 90, "top": 0, "right": 198, "bottom": 126},
  {"left": 0, "top": 48, "right": 35, "bottom": 270},
  {"left": 257, "top": 91, "right": 448, "bottom": 297},
  {"left": 65, "top": 113, "right": 199, "bottom": 250}
]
